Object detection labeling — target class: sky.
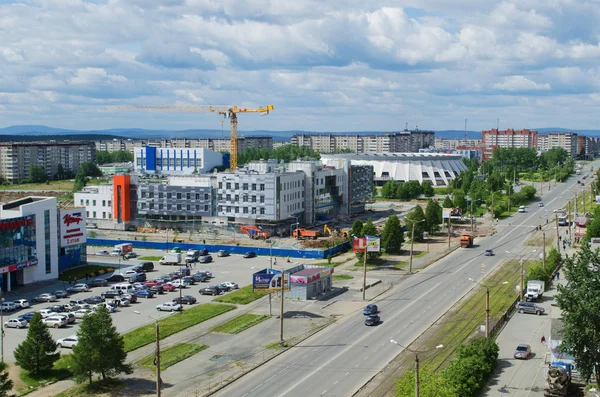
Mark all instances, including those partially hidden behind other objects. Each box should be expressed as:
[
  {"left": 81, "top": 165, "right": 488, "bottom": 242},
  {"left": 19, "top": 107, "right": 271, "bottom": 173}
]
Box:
[{"left": 1, "top": 0, "right": 600, "bottom": 133}]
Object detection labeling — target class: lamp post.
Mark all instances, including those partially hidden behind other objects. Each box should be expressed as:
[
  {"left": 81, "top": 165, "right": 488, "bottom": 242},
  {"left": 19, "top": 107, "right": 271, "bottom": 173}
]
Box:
[
  {"left": 468, "top": 278, "right": 508, "bottom": 337},
  {"left": 506, "top": 251, "right": 534, "bottom": 301},
  {"left": 406, "top": 218, "right": 426, "bottom": 274},
  {"left": 390, "top": 340, "right": 443, "bottom": 397},
  {"left": 268, "top": 239, "right": 274, "bottom": 316},
  {"left": 290, "top": 216, "right": 300, "bottom": 239}
]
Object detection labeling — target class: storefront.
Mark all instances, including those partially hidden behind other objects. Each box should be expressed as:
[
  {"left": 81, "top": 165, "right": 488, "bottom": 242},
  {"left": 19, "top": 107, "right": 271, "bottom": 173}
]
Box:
[
  {"left": 285, "top": 264, "right": 334, "bottom": 300},
  {"left": 0, "top": 215, "right": 38, "bottom": 292}
]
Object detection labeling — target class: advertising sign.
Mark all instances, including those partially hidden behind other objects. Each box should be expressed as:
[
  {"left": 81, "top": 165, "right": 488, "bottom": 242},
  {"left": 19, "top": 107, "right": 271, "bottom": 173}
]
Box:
[
  {"left": 596, "top": 195, "right": 600, "bottom": 204},
  {"left": 366, "top": 236, "right": 381, "bottom": 252},
  {"left": 60, "top": 209, "right": 86, "bottom": 247},
  {"left": 353, "top": 237, "right": 367, "bottom": 252},
  {"left": 252, "top": 270, "right": 290, "bottom": 293}
]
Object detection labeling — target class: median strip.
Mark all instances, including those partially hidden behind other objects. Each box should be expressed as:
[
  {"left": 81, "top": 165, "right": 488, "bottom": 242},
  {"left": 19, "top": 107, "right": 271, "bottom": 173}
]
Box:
[
  {"left": 136, "top": 343, "right": 209, "bottom": 371},
  {"left": 213, "top": 286, "right": 268, "bottom": 305},
  {"left": 210, "top": 314, "right": 270, "bottom": 334}
]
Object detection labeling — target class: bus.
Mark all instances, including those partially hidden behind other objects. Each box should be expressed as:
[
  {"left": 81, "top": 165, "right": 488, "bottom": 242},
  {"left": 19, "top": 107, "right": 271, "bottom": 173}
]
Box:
[{"left": 558, "top": 214, "right": 569, "bottom": 226}]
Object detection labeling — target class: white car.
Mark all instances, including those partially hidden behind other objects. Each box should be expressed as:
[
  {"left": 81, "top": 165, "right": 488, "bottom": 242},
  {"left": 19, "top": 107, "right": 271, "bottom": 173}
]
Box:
[
  {"left": 96, "top": 250, "right": 109, "bottom": 256},
  {"left": 38, "top": 309, "right": 57, "bottom": 318},
  {"left": 554, "top": 208, "right": 566, "bottom": 213},
  {"left": 91, "top": 303, "right": 115, "bottom": 313},
  {"left": 14, "top": 299, "right": 30, "bottom": 308},
  {"left": 168, "top": 279, "right": 189, "bottom": 289},
  {"left": 42, "top": 316, "right": 67, "bottom": 328},
  {"left": 121, "top": 270, "right": 138, "bottom": 279},
  {"left": 56, "top": 335, "right": 78, "bottom": 349},
  {"left": 156, "top": 302, "right": 182, "bottom": 312},
  {"left": 109, "top": 298, "right": 130, "bottom": 307},
  {"left": 4, "top": 318, "right": 27, "bottom": 329},
  {"left": 73, "top": 309, "right": 91, "bottom": 319},
  {"left": 222, "top": 281, "right": 239, "bottom": 290},
  {"left": 0, "top": 302, "right": 17, "bottom": 312}
]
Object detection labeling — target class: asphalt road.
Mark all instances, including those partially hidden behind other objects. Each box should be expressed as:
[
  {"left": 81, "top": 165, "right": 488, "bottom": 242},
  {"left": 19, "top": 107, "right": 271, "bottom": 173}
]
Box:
[{"left": 212, "top": 166, "right": 595, "bottom": 397}]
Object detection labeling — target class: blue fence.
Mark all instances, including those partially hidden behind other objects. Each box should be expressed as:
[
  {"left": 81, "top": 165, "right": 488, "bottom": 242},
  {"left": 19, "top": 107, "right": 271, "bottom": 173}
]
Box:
[{"left": 87, "top": 238, "right": 350, "bottom": 260}]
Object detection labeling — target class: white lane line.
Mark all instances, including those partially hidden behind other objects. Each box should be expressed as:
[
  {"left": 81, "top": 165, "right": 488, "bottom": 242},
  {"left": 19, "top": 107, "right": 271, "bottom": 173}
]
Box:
[
  {"left": 334, "top": 381, "right": 339, "bottom": 385},
  {"left": 250, "top": 383, "right": 264, "bottom": 393},
  {"left": 302, "top": 355, "right": 307, "bottom": 359},
  {"left": 321, "top": 391, "right": 327, "bottom": 395},
  {"left": 266, "top": 374, "right": 277, "bottom": 383},
  {"left": 344, "top": 372, "right": 349, "bottom": 376},
  {"left": 242, "top": 394, "right": 248, "bottom": 397},
  {"left": 276, "top": 282, "right": 442, "bottom": 397},
  {"left": 355, "top": 364, "right": 359, "bottom": 368},
  {"left": 365, "top": 356, "right": 369, "bottom": 360}
]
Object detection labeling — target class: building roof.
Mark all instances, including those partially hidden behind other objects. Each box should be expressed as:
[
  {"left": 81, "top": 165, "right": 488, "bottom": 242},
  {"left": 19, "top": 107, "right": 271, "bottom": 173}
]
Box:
[
  {"left": 291, "top": 267, "right": 324, "bottom": 277},
  {"left": 321, "top": 152, "right": 464, "bottom": 161}
]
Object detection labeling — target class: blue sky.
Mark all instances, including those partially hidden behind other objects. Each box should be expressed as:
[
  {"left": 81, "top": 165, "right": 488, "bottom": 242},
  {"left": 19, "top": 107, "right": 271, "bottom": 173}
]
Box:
[{"left": 1, "top": 0, "right": 600, "bottom": 132}]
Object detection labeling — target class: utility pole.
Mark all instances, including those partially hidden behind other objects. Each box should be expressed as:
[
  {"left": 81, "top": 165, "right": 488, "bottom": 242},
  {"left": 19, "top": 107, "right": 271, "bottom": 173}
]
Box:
[
  {"left": 485, "top": 287, "right": 490, "bottom": 338},
  {"left": 447, "top": 216, "right": 451, "bottom": 250},
  {"left": 415, "top": 354, "right": 420, "bottom": 397},
  {"left": 575, "top": 192, "right": 578, "bottom": 214},
  {"left": 409, "top": 225, "right": 416, "bottom": 274},
  {"left": 555, "top": 213, "right": 560, "bottom": 254},
  {"left": 507, "top": 183, "right": 511, "bottom": 214},
  {"left": 362, "top": 246, "right": 368, "bottom": 300},
  {"left": 520, "top": 258, "right": 524, "bottom": 301},
  {"left": 543, "top": 232, "right": 546, "bottom": 270},
  {"left": 155, "top": 320, "right": 161, "bottom": 397},
  {"left": 269, "top": 241, "right": 273, "bottom": 316},
  {"left": 279, "top": 271, "right": 285, "bottom": 346}
]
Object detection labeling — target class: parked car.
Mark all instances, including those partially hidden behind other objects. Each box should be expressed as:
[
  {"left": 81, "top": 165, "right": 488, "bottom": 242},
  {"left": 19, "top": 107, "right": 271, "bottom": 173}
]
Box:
[
  {"left": 168, "top": 279, "right": 189, "bottom": 289},
  {"left": 484, "top": 249, "right": 494, "bottom": 256},
  {"left": 363, "top": 304, "right": 378, "bottom": 315},
  {"left": 243, "top": 251, "right": 256, "bottom": 258},
  {"left": 73, "top": 309, "right": 91, "bottom": 319},
  {"left": 83, "top": 296, "right": 104, "bottom": 305},
  {"left": 124, "top": 252, "right": 138, "bottom": 259},
  {"left": 192, "top": 273, "right": 209, "bottom": 282},
  {"left": 162, "top": 283, "right": 176, "bottom": 292},
  {"left": 42, "top": 316, "right": 68, "bottom": 328},
  {"left": 516, "top": 301, "right": 545, "bottom": 315},
  {"left": 54, "top": 290, "right": 69, "bottom": 299},
  {"left": 149, "top": 285, "right": 165, "bottom": 295},
  {"left": 198, "top": 270, "right": 213, "bottom": 278},
  {"left": 145, "top": 280, "right": 162, "bottom": 287},
  {"left": 4, "top": 318, "right": 27, "bottom": 329},
  {"left": 106, "top": 274, "right": 125, "bottom": 282},
  {"left": 136, "top": 262, "right": 155, "bottom": 272},
  {"left": 92, "top": 303, "right": 115, "bottom": 313},
  {"left": 38, "top": 309, "right": 57, "bottom": 318},
  {"left": 200, "top": 286, "right": 220, "bottom": 296},
  {"left": 121, "top": 270, "right": 138, "bottom": 279},
  {"left": 199, "top": 255, "right": 213, "bottom": 264},
  {"left": 222, "top": 281, "right": 239, "bottom": 290},
  {"left": 156, "top": 302, "right": 182, "bottom": 312},
  {"left": 47, "top": 304, "right": 67, "bottom": 313},
  {"left": 121, "top": 293, "right": 137, "bottom": 303},
  {"left": 364, "top": 314, "right": 381, "bottom": 326},
  {"left": 69, "top": 299, "right": 89, "bottom": 309},
  {"left": 182, "top": 276, "right": 196, "bottom": 285},
  {"left": 110, "top": 297, "right": 130, "bottom": 307},
  {"left": 129, "top": 273, "right": 147, "bottom": 283},
  {"left": 33, "top": 293, "right": 57, "bottom": 303},
  {"left": 168, "top": 272, "right": 182, "bottom": 280},
  {"left": 89, "top": 279, "right": 108, "bottom": 287},
  {"left": 56, "top": 313, "right": 76, "bottom": 324},
  {"left": 101, "top": 289, "right": 123, "bottom": 299},
  {"left": 216, "top": 283, "right": 232, "bottom": 292},
  {"left": 217, "top": 250, "right": 229, "bottom": 257},
  {"left": 157, "top": 275, "right": 173, "bottom": 283},
  {"left": 63, "top": 303, "right": 80, "bottom": 312},
  {"left": 514, "top": 343, "right": 531, "bottom": 359},
  {"left": 538, "top": 202, "right": 544, "bottom": 207},
  {"left": 198, "top": 249, "right": 209, "bottom": 256},
  {"left": 173, "top": 295, "right": 197, "bottom": 305},
  {"left": 68, "top": 284, "right": 90, "bottom": 293},
  {"left": 172, "top": 268, "right": 190, "bottom": 277},
  {"left": 96, "top": 250, "right": 109, "bottom": 256},
  {"left": 171, "top": 247, "right": 182, "bottom": 253},
  {"left": 553, "top": 208, "right": 566, "bottom": 213},
  {"left": 130, "top": 282, "right": 147, "bottom": 291},
  {"left": 18, "top": 312, "right": 36, "bottom": 322},
  {"left": 133, "top": 289, "right": 155, "bottom": 299},
  {"left": 14, "top": 299, "right": 30, "bottom": 308},
  {"left": 56, "top": 335, "right": 78, "bottom": 349},
  {"left": 0, "top": 302, "right": 17, "bottom": 312}
]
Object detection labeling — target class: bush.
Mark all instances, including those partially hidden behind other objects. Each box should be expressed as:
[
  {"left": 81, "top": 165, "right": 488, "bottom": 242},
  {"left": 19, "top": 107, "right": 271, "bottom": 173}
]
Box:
[{"left": 442, "top": 338, "right": 499, "bottom": 396}]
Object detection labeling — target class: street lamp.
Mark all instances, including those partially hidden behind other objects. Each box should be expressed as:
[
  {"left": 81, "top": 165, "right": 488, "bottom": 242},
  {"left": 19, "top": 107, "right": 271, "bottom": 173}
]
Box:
[
  {"left": 506, "top": 250, "right": 535, "bottom": 301},
  {"left": 468, "top": 278, "right": 508, "bottom": 338},
  {"left": 390, "top": 340, "right": 443, "bottom": 397},
  {"left": 405, "top": 218, "right": 426, "bottom": 274}
]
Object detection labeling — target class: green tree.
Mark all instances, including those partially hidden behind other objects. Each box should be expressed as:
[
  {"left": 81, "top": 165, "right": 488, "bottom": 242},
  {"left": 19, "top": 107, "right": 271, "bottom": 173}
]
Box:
[
  {"left": 111, "top": 150, "right": 134, "bottom": 163},
  {"left": 452, "top": 189, "right": 468, "bottom": 212},
  {"left": 422, "top": 181, "right": 434, "bottom": 197},
  {"left": 72, "top": 173, "right": 88, "bottom": 193},
  {"left": 396, "top": 368, "right": 455, "bottom": 397},
  {"left": 95, "top": 151, "right": 112, "bottom": 165},
  {"left": 486, "top": 172, "right": 505, "bottom": 193},
  {"left": 13, "top": 313, "right": 59, "bottom": 376},
  {"left": 77, "top": 161, "right": 102, "bottom": 177},
  {"left": 28, "top": 164, "right": 48, "bottom": 183},
  {"left": 71, "top": 306, "right": 132, "bottom": 386},
  {"left": 405, "top": 181, "right": 422, "bottom": 199},
  {"left": 406, "top": 206, "right": 427, "bottom": 242},
  {"left": 556, "top": 242, "right": 600, "bottom": 386},
  {"left": 442, "top": 195, "right": 453, "bottom": 208},
  {"left": 351, "top": 219, "right": 363, "bottom": 237},
  {"left": 0, "top": 365, "right": 14, "bottom": 397},
  {"left": 355, "top": 219, "right": 381, "bottom": 261},
  {"left": 425, "top": 199, "right": 442, "bottom": 233},
  {"left": 381, "top": 181, "right": 397, "bottom": 199},
  {"left": 381, "top": 215, "right": 404, "bottom": 254},
  {"left": 520, "top": 185, "right": 536, "bottom": 201},
  {"left": 443, "top": 338, "right": 499, "bottom": 396}
]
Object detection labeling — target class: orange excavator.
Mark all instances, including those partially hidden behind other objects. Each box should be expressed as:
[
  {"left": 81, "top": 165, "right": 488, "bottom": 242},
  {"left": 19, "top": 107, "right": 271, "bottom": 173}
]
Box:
[{"left": 240, "top": 225, "right": 270, "bottom": 240}]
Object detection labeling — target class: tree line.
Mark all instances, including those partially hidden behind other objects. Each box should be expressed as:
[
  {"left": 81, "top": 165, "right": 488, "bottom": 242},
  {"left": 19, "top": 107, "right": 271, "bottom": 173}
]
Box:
[
  {"left": 380, "top": 180, "right": 435, "bottom": 200},
  {"left": 237, "top": 145, "right": 320, "bottom": 167},
  {"left": 95, "top": 150, "right": 134, "bottom": 165}
]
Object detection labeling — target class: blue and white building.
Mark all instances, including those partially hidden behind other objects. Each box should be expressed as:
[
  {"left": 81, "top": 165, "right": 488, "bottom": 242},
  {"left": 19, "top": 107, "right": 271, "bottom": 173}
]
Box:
[{"left": 134, "top": 146, "right": 223, "bottom": 176}]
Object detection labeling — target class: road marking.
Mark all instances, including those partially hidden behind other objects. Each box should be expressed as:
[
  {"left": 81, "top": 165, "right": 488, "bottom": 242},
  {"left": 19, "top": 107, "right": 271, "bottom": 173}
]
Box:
[
  {"left": 276, "top": 282, "right": 442, "bottom": 397},
  {"left": 365, "top": 356, "right": 369, "bottom": 360},
  {"left": 302, "top": 355, "right": 307, "bottom": 359},
  {"left": 250, "top": 383, "right": 264, "bottom": 393},
  {"left": 321, "top": 390, "right": 327, "bottom": 395},
  {"left": 355, "top": 364, "right": 359, "bottom": 368},
  {"left": 266, "top": 374, "right": 277, "bottom": 382},
  {"left": 334, "top": 381, "right": 339, "bottom": 385},
  {"left": 344, "top": 372, "right": 349, "bottom": 376},
  {"left": 242, "top": 394, "right": 248, "bottom": 397}
]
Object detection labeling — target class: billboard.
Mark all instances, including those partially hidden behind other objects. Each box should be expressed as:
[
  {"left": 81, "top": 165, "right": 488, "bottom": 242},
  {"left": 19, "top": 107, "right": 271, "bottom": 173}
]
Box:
[
  {"left": 366, "top": 236, "right": 381, "bottom": 252},
  {"left": 60, "top": 209, "right": 86, "bottom": 247},
  {"left": 353, "top": 237, "right": 367, "bottom": 252},
  {"left": 252, "top": 270, "right": 290, "bottom": 293}
]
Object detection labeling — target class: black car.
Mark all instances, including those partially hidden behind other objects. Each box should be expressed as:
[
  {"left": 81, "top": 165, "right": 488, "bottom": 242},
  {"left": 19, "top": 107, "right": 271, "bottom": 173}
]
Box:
[
  {"left": 363, "top": 304, "right": 378, "bottom": 315},
  {"left": 89, "top": 278, "right": 108, "bottom": 287},
  {"left": 106, "top": 274, "right": 125, "bottom": 282},
  {"left": 149, "top": 285, "right": 164, "bottom": 295},
  {"left": 216, "top": 283, "right": 232, "bottom": 292},
  {"left": 54, "top": 290, "right": 69, "bottom": 299},
  {"left": 100, "top": 289, "right": 123, "bottom": 299},
  {"left": 182, "top": 276, "right": 196, "bottom": 285},
  {"left": 134, "top": 261, "right": 155, "bottom": 272},
  {"left": 199, "top": 255, "right": 213, "bottom": 264},
  {"left": 198, "top": 249, "right": 209, "bottom": 256},
  {"left": 84, "top": 296, "right": 105, "bottom": 304},
  {"left": 173, "top": 295, "right": 197, "bottom": 305},
  {"left": 200, "top": 286, "right": 220, "bottom": 296},
  {"left": 243, "top": 251, "right": 256, "bottom": 258},
  {"left": 192, "top": 273, "right": 209, "bottom": 282},
  {"left": 47, "top": 304, "right": 67, "bottom": 313},
  {"left": 364, "top": 314, "right": 380, "bottom": 326}
]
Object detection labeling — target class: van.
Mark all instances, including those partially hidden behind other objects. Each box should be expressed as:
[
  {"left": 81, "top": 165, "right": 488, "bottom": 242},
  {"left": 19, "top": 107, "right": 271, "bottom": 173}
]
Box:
[
  {"left": 114, "top": 284, "right": 135, "bottom": 294},
  {"left": 129, "top": 273, "right": 147, "bottom": 283},
  {"left": 138, "top": 262, "right": 154, "bottom": 272},
  {"left": 518, "top": 206, "right": 526, "bottom": 213},
  {"left": 185, "top": 250, "right": 200, "bottom": 263}
]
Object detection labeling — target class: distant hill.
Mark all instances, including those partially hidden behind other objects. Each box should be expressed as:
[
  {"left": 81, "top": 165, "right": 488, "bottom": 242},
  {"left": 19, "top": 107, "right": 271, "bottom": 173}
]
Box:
[{"left": 0, "top": 134, "right": 127, "bottom": 142}]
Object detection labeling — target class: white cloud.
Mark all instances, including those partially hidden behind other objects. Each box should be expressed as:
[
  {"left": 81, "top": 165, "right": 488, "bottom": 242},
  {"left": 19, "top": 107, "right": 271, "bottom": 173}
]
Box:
[{"left": 493, "top": 76, "right": 551, "bottom": 91}]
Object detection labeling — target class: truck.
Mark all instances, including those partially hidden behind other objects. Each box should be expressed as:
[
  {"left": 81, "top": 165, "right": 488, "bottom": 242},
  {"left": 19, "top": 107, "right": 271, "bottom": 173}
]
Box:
[
  {"left": 292, "top": 228, "right": 322, "bottom": 240},
  {"left": 544, "top": 362, "right": 571, "bottom": 396},
  {"left": 460, "top": 235, "right": 474, "bottom": 248},
  {"left": 159, "top": 253, "right": 181, "bottom": 266},
  {"left": 184, "top": 250, "right": 200, "bottom": 263},
  {"left": 110, "top": 243, "right": 133, "bottom": 256},
  {"left": 526, "top": 280, "right": 545, "bottom": 301}
]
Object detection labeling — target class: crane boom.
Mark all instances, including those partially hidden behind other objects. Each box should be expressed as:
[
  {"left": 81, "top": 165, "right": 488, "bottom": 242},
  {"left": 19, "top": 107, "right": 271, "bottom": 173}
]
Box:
[{"left": 106, "top": 104, "right": 274, "bottom": 172}]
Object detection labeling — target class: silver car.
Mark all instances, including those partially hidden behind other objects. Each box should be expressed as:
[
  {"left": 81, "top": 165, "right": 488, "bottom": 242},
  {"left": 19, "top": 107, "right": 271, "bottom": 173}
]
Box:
[
  {"left": 516, "top": 301, "right": 545, "bottom": 315},
  {"left": 514, "top": 343, "right": 531, "bottom": 359}
]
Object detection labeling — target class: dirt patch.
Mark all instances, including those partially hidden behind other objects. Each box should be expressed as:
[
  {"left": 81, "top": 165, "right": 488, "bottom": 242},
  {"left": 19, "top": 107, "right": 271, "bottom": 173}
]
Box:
[{"left": 6, "top": 363, "right": 25, "bottom": 395}]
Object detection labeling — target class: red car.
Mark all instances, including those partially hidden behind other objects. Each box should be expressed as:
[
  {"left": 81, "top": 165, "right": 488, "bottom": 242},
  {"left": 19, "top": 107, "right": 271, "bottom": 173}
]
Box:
[
  {"left": 162, "top": 283, "right": 176, "bottom": 292},
  {"left": 145, "top": 280, "right": 162, "bottom": 287}
]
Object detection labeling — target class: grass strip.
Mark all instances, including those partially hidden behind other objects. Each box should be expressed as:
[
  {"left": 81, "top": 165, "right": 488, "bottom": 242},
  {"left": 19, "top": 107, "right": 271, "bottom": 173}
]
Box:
[
  {"left": 58, "top": 265, "right": 114, "bottom": 281},
  {"left": 122, "top": 303, "right": 235, "bottom": 352},
  {"left": 210, "top": 314, "right": 270, "bottom": 334},
  {"left": 55, "top": 378, "right": 125, "bottom": 397},
  {"left": 213, "top": 285, "right": 268, "bottom": 305},
  {"left": 353, "top": 258, "right": 388, "bottom": 268},
  {"left": 333, "top": 274, "right": 353, "bottom": 280},
  {"left": 18, "top": 355, "right": 73, "bottom": 393},
  {"left": 0, "top": 180, "right": 76, "bottom": 191},
  {"left": 136, "top": 343, "right": 208, "bottom": 372},
  {"left": 138, "top": 256, "right": 163, "bottom": 261}
]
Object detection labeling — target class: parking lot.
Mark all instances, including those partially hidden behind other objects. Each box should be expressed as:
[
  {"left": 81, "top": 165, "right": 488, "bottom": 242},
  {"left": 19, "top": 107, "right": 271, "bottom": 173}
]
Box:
[{"left": 1, "top": 247, "right": 286, "bottom": 362}]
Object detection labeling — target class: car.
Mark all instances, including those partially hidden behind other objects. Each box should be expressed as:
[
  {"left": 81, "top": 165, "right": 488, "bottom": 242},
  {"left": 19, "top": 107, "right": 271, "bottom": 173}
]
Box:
[
  {"left": 73, "top": 309, "right": 91, "bottom": 319},
  {"left": 92, "top": 303, "right": 115, "bottom": 313},
  {"left": 57, "top": 336, "right": 78, "bottom": 349},
  {"left": 516, "top": 301, "right": 545, "bottom": 315},
  {"left": 182, "top": 276, "right": 196, "bottom": 285},
  {"left": 96, "top": 250, "right": 109, "bottom": 256},
  {"left": 581, "top": 182, "right": 585, "bottom": 186},
  {"left": 47, "top": 304, "right": 67, "bottom": 313},
  {"left": 363, "top": 304, "right": 378, "bottom": 315},
  {"left": 83, "top": 296, "right": 104, "bottom": 305},
  {"left": 200, "top": 286, "right": 220, "bottom": 296},
  {"left": 121, "top": 293, "right": 137, "bottom": 303},
  {"left": 484, "top": 249, "right": 494, "bottom": 256},
  {"left": 133, "top": 289, "right": 155, "bottom": 299},
  {"left": 518, "top": 206, "right": 526, "bottom": 213},
  {"left": 129, "top": 272, "right": 147, "bottom": 283},
  {"left": 42, "top": 316, "right": 67, "bottom": 328},
  {"left": 101, "top": 289, "right": 123, "bottom": 299},
  {"left": 111, "top": 297, "right": 130, "bottom": 307},
  {"left": 538, "top": 202, "right": 544, "bottom": 207},
  {"left": 173, "top": 295, "right": 197, "bottom": 305},
  {"left": 156, "top": 302, "right": 182, "bottom": 312},
  {"left": 33, "top": 293, "right": 57, "bottom": 303},
  {"left": 38, "top": 309, "right": 57, "bottom": 318},
  {"left": 168, "top": 279, "right": 189, "bottom": 289},
  {"left": 173, "top": 268, "right": 191, "bottom": 277},
  {"left": 157, "top": 275, "right": 173, "bottom": 283},
  {"left": 192, "top": 273, "right": 209, "bottom": 282},
  {"left": 168, "top": 272, "right": 182, "bottom": 280},
  {"left": 222, "top": 281, "right": 239, "bottom": 290},
  {"left": 136, "top": 262, "right": 154, "bottom": 272},
  {"left": 121, "top": 270, "right": 138, "bottom": 279},
  {"left": 217, "top": 283, "right": 232, "bottom": 292},
  {"left": 106, "top": 274, "right": 125, "bottom": 282},
  {"left": 4, "top": 318, "right": 27, "bottom": 329},
  {"left": 63, "top": 303, "right": 80, "bottom": 312},
  {"left": 149, "top": 285, "right": 165, "bottom": 295},
  {"left": 124, "top": 252, "right": 138, "bottom": 259},
  {"left": 54, "top": 290, "right": 69, "bottom": 299},
  {"left": 89, "top": 279, "right": 108, "bottom": 288},
  {"left": 364, "top": 314, "right": 380, "bottom": 326},
  {"left": 553, "top": 208, "right": 566, "bottom": 213},
  {"left": 198, "top": 249, "right": 209, "bottom": 256},
  {"left": 514, "top": 343, "right": 531, "bottom": 359},
  {"left": 171, "top": 247, "right": 182, "bottom": 253},
  {"left": 243, "top": 251, "right": 256, "bottom": 258},
  {"left": 18, "top": 312, "right": 36, "bottom": 322},
  {"left": 55, "top": 313, "right": 76, "bottom": 324},
  {"left": 199, "top": 255, "right": 213, "bottom": 264},
  {"left": 217, "top": 250, "right": 230, "bottom": 257},
  {"left": 14, "top": 299, "right": 30, "bottom": 308},
  {"left": 131, "top": 282, "right": 147, "bottom": 291},
  {"left": 162, "top": 283, "right": 176, "bottom": 292},
  {"left": 69, "top": 299, "right": 90, "bottom": 309},
  {"left": 0, "top": 302, "right": 16, "bottom": 312},
  {"left": 68, "top": 284, "right": 90, "bottom": 293},
  {"left": 145, "top": 280, "right": 162, "bottom": 287},
  {"left": 198, "top": 270, "right": 213, "bottom": 278}
]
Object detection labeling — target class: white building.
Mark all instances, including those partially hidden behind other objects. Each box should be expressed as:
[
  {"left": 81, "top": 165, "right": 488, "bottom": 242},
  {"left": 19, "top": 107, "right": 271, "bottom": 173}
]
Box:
[
  {"left": 0, "top": 197, "right": 60, "bottom": 290},
  {"left": 134, "top": 146, "right": 223, "bottom": 176},
  {"left": 74, "top": 184, "right": 114, "bottom": 228},
  {"left": 537, "top": 132, "right": 578, "bottom": 157}
]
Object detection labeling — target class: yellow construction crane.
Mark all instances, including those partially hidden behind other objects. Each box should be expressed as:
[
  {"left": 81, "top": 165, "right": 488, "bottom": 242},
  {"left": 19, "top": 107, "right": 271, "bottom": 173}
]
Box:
[{"left": 106, "top": 104, "right": 274, "bottom": 172}]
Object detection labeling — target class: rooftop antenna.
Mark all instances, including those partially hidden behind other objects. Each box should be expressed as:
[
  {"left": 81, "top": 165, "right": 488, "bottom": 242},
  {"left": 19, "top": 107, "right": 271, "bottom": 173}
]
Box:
[
  {"left": 464, "top": 118, "right": 468, "bottom": 143},
  {"left": 405, "top": 122, "right": 408, "bottom": 132},
  {"left": 415, "top": 122, "right": 419, "bottom": 131},
  {"left": 497, "top": 118, "right": 499, "bottom": 131}
]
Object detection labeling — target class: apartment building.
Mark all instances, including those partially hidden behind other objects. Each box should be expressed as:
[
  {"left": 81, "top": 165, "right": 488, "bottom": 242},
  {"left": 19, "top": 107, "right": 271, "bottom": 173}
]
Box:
[
  {"left": 0, "top": 141, "right": 96, "bottom": 183},
  {"left": 133, "top": 146, "right": 223, "bottom": 175},
  {"left": 482, "top": 129, "right": 538, "bottom": 149},
  {"left": 536, "top": 132, "right": 578, "bottom": 158},
  {"left": 95, "top": 139, "right": 136, "bottom": 153},
  {"left": 75, "top": 185, "right": 113, "bottom": 222},
  {"left": 291, "top": 131, "right": 434, "bottom": 154},
  {"left": 96, "top": 136, "right": 273, "bottom": 154},
  {"left": 435, "top": 138, "right": 483, "bottom": 150}
]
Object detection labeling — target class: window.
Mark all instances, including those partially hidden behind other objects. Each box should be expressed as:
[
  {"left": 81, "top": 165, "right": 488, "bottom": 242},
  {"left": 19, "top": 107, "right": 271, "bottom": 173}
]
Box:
[
  {"left": 252, "top": 196, "right": 257, "bottom": 203},
  {"left": 149, "top": 203, "right": 154, "bottom": 209},
  {"left": 243, "top": 207, "right": 248, "bottom": 214},
  {"left": 86, "top": 211, "right": 89, "bottom": 217},
  {"left": 235, "top": 195, "right": 239, "bottom": 201},
  {"left": 159, "top": 204, "right": 163, "bottom": 209},
  {"left": 260, "top": 184, "right": 265, "bottom": 191},
  {"left": 186, "top": 193, "right": 191, "bottom": 200},
  {"left": 141, "top": 192, "right": 146, "bottom": 198},
  {"left": 177, "top": 193, "right": 182, "bottom": 200},
  {"left": 218, "top": 194, "right": 223, "bottom": 200},
  {"left": 243, "top": 183, "right": 248, "bottom": 190},
  {"left": 93, "top": 211, "right": 96, "bottom": 218},
  {"left": 251, "top": 208, "right": 257, "bottom": 214},
  {"left": 195, "top": 194, "right": 200, "bottom": 200},
  {"left": 218, "top": 206, "right": 223, "bottom": 212},
  {"left": 149, "top": 192, "right": 154, "bottom": 198},
  {"left": 219, "top": 182, "right": 223, "bottom": 189},
  {"left": 235, "top": 207, "right": 239, "bottom": 213},
  {"left": 140, "top": 203, "right": 146, "bottom": 209},
  {"left": 167, "top": 204, "right": 172, "bottom": 210},
  {"left": 195, "top": 205, "right": 200, "bottom": 211},
  {"left": 260, "top": 196, "right": 265, "bottom": 203},
  {"left": 226, "top": 194, "right": 231, "bottom": 201},
  {"left": 159, "top": 192, "right": 163, "bottom": 199},
  {"left": 108, "top": 200, "right": 111, "bottom": 206},
  {"left": 227, "top": 206, "right": 231, "bottom": 212},
  {"left": 167, "top": 193, "right": 172, "bottom": 199},
  {"left": 252, "top": 183, "right": 256, "bottom": 190},
  {"left": 260, "top": 208, "right": 265, "bottom": 215},
  {"left": 235, "top": 183, "right": 239, "bottom": 189},
  {"left": 80, "top": 199, "right": 83, "bottom": 205},
  {"left": 243, "top": 196, "right": 248, "bottom": 202},
  {"left": 85, "top": 200, "right": 89, "bottom": 205},
  {"left": 187, "top": 204, "right": 191, "bottom": 211},
  {"left": 177, "top": 204, "right": 182, "bottom": 210},
  {"left": 204, "top": 193, "right": 209, "bottom": 200},
  {"left": 44, "top": 210, "right": 51, "bottom": 274},
  {"left": 204, "top": 205, "right": 209, "bottom": 211},
  {"left": 226, "top": 182, "right": 231, "bottom": 189},
  {"left": 102, "top": 200, "right": 106, "bottom": 206},
  {"left": 102, "top": 212, "right": 106, "bottom": 218}
]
